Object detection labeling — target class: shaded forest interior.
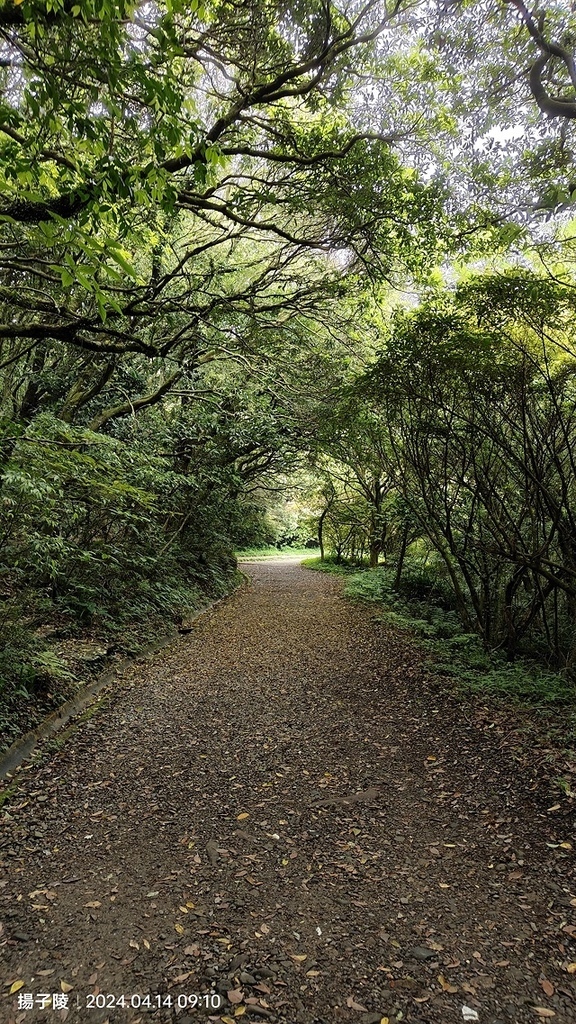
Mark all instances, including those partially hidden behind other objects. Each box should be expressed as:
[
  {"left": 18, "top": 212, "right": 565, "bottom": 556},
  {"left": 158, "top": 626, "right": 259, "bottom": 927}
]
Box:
[{"left": 2, "top": 0, "right": 576, "bottom": 748}]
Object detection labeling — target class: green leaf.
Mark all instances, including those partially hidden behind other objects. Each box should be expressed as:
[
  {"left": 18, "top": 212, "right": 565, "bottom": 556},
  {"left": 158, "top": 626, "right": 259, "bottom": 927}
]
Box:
[{"left": 107, "top": 245, "right": 139, "bottom": 281}]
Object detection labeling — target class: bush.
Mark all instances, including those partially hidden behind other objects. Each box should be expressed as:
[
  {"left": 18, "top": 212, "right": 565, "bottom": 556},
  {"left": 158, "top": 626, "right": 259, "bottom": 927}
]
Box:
[{"left": 0, "top": 413, "right": 242, "bottom": 746}]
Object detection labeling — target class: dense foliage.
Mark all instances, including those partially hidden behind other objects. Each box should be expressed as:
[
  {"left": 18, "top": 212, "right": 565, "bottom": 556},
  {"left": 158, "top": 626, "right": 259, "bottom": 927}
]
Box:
[{"left": 315, "top": 270, "right": 576, "bottom": 670}]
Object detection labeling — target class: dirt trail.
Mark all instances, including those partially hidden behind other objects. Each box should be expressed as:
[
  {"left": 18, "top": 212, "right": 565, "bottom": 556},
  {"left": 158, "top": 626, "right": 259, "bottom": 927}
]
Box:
[{"left": 1, "top": 560, "right": 575, "bottom": 1024}]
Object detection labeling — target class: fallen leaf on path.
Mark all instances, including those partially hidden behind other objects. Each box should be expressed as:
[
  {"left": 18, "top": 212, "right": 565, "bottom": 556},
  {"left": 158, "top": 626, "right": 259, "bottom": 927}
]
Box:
[
  {"left": 237, "top": 813, "right": 249, "bottom": 820},
  {"left": 227, "top": 989, "right": 243, "bottom": 1004},
  {"left": 540, "top": 979, "right": 554, "bottom": 997},
  {"left": 533, "top": 1009, "right": 555, "bottom": 1018},
  {"left": 346, "top": 996, "right": 368, "bottom": 1011},
  {"left": 9, "top": 981, "right": 25, "bottom": 994},
  {"left": 205, "top": 840, "right": 219, "bottom": 864},
  {"left": 60, "top": 981, "right": 73, "bottom": 993},
  {"left": 438, "top": 974, "right": 458, "bottom": 993},
  {"left": 84, "top": 901, "right": 101, "bottom": 908}
]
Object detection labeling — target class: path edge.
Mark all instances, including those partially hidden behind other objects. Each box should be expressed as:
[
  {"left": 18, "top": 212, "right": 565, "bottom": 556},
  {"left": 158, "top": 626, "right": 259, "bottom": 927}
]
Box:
[{"left": 0, "top": 579, "right": 247, "bottom": 782}]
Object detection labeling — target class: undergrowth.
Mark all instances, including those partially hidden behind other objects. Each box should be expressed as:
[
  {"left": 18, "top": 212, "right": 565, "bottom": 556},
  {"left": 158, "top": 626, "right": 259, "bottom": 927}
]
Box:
[
  {"left": 0, "top": 567, "right": 242, "bottom": 755},
  {"left": 304, "top": 556, "right": 576, "bottom": 714},
  {"left": 0, "top": 411, "right": 249, "bottom": 753},
  {"left": 300, "top": 555, "right": 362, "bottom": 575}
]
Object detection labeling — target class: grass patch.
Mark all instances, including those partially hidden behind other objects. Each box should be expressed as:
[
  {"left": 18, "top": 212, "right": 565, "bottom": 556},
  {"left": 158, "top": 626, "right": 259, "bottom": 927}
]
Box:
[
  {"left": 300, "top": 555, "right": 360, "bottom": 574},
  {"left": 237, "top": 546, "right": 316, "bottom": 560},
  {"left": 0, "top": 782, "right": 17, "bottom": 809},
  {"left": 309, "top": 558, "right": 576, "bottom": 711}
]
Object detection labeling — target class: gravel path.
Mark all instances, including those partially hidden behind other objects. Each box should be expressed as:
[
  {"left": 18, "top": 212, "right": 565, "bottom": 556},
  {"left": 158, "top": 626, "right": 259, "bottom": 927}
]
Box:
[{"left": 1, "top": 559, "right": 575, "bottom": 1024}]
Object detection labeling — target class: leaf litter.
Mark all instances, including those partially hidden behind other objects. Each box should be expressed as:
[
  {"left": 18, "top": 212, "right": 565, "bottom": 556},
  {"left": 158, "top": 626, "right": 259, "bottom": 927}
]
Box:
[{"left": 0, "top": 560, "right": 575, "bottom": 1022}]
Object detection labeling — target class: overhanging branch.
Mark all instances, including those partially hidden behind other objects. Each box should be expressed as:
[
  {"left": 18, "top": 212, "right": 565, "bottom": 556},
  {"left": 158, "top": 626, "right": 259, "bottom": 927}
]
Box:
[{"left": 506, "top": 0, "right": 576, "bottom": 119}]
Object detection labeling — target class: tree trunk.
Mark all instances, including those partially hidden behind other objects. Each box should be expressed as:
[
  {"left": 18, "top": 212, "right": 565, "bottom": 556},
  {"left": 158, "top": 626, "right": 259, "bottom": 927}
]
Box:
[
  {"left": 369, "top": 541, "right": 380, "bottom": 568},
  {"left": 393, "top": 523, "right": 409, "bottom": 590},
  {"left": 318, "top": 494, "right": 334, "bottom": 562}
]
